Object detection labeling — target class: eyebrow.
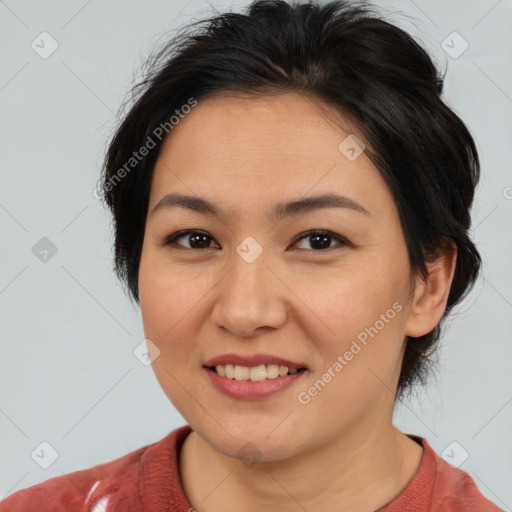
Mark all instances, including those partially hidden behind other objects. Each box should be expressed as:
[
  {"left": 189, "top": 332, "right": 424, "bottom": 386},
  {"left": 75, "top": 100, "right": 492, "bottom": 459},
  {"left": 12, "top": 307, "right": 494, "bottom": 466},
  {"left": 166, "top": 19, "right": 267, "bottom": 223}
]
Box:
[{"left": 151, "top": 192, "right": 370, "bottom": 221}]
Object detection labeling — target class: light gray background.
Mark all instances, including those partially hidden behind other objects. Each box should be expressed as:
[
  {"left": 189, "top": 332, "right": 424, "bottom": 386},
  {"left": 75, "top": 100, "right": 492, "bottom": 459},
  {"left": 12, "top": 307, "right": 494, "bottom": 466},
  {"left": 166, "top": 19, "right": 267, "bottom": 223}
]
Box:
[{"left": 1, "top": 0, "right": 511, "bottom": 508}]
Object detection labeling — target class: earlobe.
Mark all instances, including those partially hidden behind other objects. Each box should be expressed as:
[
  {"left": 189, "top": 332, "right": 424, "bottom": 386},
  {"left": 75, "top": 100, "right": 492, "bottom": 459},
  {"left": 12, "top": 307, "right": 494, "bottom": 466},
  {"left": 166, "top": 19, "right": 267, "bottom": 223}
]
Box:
[{"left": 404, "top": 244, "right": 458, "bottom": 338}]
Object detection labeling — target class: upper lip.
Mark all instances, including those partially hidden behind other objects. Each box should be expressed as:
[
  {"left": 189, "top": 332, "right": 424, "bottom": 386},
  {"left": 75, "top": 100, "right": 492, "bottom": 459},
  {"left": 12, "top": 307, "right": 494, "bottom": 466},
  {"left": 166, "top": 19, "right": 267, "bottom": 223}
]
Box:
[{"left": 203, "top": 353, "right": 308, "bottom": 370}]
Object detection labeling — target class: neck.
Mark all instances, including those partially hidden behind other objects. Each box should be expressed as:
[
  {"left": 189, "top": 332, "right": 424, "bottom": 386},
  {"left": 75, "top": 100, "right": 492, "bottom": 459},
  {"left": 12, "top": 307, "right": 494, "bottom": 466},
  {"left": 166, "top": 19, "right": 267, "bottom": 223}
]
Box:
[{"left": 178, "top": 412, "right": 424, "bottom": 512}]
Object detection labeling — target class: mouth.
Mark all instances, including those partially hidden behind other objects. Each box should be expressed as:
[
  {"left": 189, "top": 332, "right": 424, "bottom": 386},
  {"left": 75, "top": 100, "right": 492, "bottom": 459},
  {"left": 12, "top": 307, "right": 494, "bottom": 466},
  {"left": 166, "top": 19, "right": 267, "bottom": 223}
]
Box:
[
  {"left": 203, "top": 364, "right": 308, "bottom": 400},
  {"left": 201, "top": 354, "right": 309, "bottom": 400}
]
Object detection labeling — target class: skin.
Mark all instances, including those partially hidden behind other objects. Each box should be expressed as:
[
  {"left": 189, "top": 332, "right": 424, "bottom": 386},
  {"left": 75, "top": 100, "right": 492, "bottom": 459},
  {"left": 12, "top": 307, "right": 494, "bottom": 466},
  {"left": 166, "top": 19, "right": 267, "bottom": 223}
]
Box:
[{"left": 138, "top": 91, "right": 457, "bottom": 512}]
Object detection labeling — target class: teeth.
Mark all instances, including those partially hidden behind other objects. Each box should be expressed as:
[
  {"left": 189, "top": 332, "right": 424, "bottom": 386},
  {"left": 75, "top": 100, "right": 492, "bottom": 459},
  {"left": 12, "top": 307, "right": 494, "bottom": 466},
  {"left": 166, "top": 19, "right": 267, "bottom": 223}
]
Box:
[
  {"left": 249, "top": 364, "right": 267, "bottom": 381},
  {"left": 234, "top": 365, "right": 249, "bottom": 380},
  {"left": 213, "top": 364, "right": 301, "bottom": 381},
  {"left": 225, "top": 364, "right": 235, "bottom": 379}
]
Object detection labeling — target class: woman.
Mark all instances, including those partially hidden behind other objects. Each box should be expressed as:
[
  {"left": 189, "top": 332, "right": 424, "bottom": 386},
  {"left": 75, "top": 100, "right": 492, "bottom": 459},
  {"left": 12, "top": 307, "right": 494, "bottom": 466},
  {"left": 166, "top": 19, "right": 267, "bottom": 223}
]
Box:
[{"left": 1, "top": 0, "right": 502, "bottom": 510}]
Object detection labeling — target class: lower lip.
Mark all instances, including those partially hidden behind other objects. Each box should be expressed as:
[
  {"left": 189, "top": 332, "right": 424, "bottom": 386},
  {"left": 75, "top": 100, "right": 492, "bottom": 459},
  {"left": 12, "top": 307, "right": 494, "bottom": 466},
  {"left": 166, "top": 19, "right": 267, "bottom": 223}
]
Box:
[{"left": 203, "top": 366, "right": 307, "bottom": 400}]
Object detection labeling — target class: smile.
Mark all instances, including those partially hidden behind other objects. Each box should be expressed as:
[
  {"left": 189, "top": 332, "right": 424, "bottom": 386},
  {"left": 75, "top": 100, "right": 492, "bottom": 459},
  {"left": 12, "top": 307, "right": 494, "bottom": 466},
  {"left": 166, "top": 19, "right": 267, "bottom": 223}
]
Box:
[{"left": 203, "top": 365, "right": 308, "bottom": 400}]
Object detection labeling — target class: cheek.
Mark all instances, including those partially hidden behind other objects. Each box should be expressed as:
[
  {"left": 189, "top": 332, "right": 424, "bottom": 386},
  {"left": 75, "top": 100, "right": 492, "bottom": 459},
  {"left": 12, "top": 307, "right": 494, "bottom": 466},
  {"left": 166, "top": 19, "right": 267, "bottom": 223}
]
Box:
[
  {"left": 138, "top": 248, "right": 217, "bottom": 358},
  {"left": 138, "top": 251, "right": 207, "bottom": 406},
  {"left": 294, "top": 258, "right": 410, "bottom": 393},
  {"left": 295, "top": 257, "right": 407, "bottom": 335},
  {"left": 298, "top": 273, "right": 407, "bottom": 409},
  {"left": 138, "top": 249, "right": 189, "bottom": 347}
]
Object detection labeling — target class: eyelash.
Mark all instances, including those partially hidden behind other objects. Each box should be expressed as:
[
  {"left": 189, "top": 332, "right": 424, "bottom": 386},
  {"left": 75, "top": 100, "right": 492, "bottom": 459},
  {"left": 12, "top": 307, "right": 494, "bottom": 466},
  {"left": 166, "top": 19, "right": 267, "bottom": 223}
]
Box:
[{"left": 161, "top": 229, "right": 351, "bottom": 253}]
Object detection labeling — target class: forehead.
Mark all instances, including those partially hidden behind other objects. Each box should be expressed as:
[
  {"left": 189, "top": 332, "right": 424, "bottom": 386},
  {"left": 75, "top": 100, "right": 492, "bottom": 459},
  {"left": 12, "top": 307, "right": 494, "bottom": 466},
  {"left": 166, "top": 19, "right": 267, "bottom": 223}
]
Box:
[
  {"left": 159, "top": 91, "right": 361, "bottom": 165},
  {"left": 149, "top": 92, "right": 395, "bottom": 219}
]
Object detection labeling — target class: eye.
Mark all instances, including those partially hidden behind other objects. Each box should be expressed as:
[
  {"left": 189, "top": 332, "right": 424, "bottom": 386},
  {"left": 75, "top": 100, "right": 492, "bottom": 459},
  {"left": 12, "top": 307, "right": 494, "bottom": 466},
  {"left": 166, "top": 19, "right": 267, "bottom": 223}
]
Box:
[
  {"left": 290, "top": 230, "right": 350, "bottom": 252},
  {"left": 162, "top": 229, "right": 350, "bottom": 252},
  {"left": 162, "top": 230, "right": 220, "bottom": 250}
]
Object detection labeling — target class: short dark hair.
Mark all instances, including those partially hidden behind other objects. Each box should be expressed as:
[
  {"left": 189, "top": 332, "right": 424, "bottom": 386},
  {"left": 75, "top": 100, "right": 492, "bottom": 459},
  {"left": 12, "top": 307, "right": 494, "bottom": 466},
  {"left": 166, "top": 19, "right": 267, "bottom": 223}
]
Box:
[{"left": 100, "top": 0, "right": 481, "bottom": 401}]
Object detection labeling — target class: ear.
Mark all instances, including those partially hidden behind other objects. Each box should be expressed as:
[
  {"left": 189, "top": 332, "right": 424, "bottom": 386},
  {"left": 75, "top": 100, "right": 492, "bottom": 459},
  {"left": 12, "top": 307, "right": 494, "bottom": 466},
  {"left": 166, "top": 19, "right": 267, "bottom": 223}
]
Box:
[{"left": 404, "top": 242, "right": 458, "bottom": 338}]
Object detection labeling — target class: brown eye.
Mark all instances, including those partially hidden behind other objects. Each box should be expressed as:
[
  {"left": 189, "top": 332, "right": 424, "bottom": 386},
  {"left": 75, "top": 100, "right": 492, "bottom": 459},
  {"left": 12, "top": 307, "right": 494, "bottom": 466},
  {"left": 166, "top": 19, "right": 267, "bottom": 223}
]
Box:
[
  {"left": 162, "top": 229, "right": 350, "bottom": 252},
  {"left": 163, "top": 230, "right": 220, "bottom": 250},
  {"left": 291, "top": 230, "right": 350, "bottom": 251}
]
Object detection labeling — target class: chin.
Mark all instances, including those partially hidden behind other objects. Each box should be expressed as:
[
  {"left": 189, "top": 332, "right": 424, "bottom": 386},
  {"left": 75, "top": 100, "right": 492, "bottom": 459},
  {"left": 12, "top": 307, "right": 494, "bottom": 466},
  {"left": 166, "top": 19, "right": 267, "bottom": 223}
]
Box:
[{"left": 194, "top": 418, "right": 308, "bottom": 463}]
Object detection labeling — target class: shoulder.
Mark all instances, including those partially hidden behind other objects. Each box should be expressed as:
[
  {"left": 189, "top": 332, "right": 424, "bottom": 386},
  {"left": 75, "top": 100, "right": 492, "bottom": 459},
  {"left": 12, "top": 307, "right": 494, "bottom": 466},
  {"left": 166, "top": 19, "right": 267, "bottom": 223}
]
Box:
[
  {"left": 0, "top": 433, "right": 168, "bottom": 512},
  {"left": 416, "top": 436, "right": 503, "bottom": 511}
]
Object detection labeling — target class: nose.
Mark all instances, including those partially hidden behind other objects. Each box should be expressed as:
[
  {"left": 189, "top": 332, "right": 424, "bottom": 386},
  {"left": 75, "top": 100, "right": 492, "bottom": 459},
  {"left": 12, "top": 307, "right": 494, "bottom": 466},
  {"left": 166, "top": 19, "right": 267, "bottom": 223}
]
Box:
[{"left": 211, "top": 249, "right": 288, "bottom": 338}]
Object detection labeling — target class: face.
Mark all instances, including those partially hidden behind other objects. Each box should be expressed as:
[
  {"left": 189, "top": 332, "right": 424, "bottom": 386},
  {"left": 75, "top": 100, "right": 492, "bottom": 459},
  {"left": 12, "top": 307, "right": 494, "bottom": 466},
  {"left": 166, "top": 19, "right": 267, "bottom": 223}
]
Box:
[{"left": 138, "top": 92, "right": 417, "bottom": 461}]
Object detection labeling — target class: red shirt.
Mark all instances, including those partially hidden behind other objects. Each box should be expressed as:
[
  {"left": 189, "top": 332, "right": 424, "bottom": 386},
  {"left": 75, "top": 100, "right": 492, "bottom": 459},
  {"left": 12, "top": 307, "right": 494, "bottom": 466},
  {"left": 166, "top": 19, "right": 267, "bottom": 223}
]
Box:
[{"left": 1, "top": 425, "right": 502, "bottom": 512}]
